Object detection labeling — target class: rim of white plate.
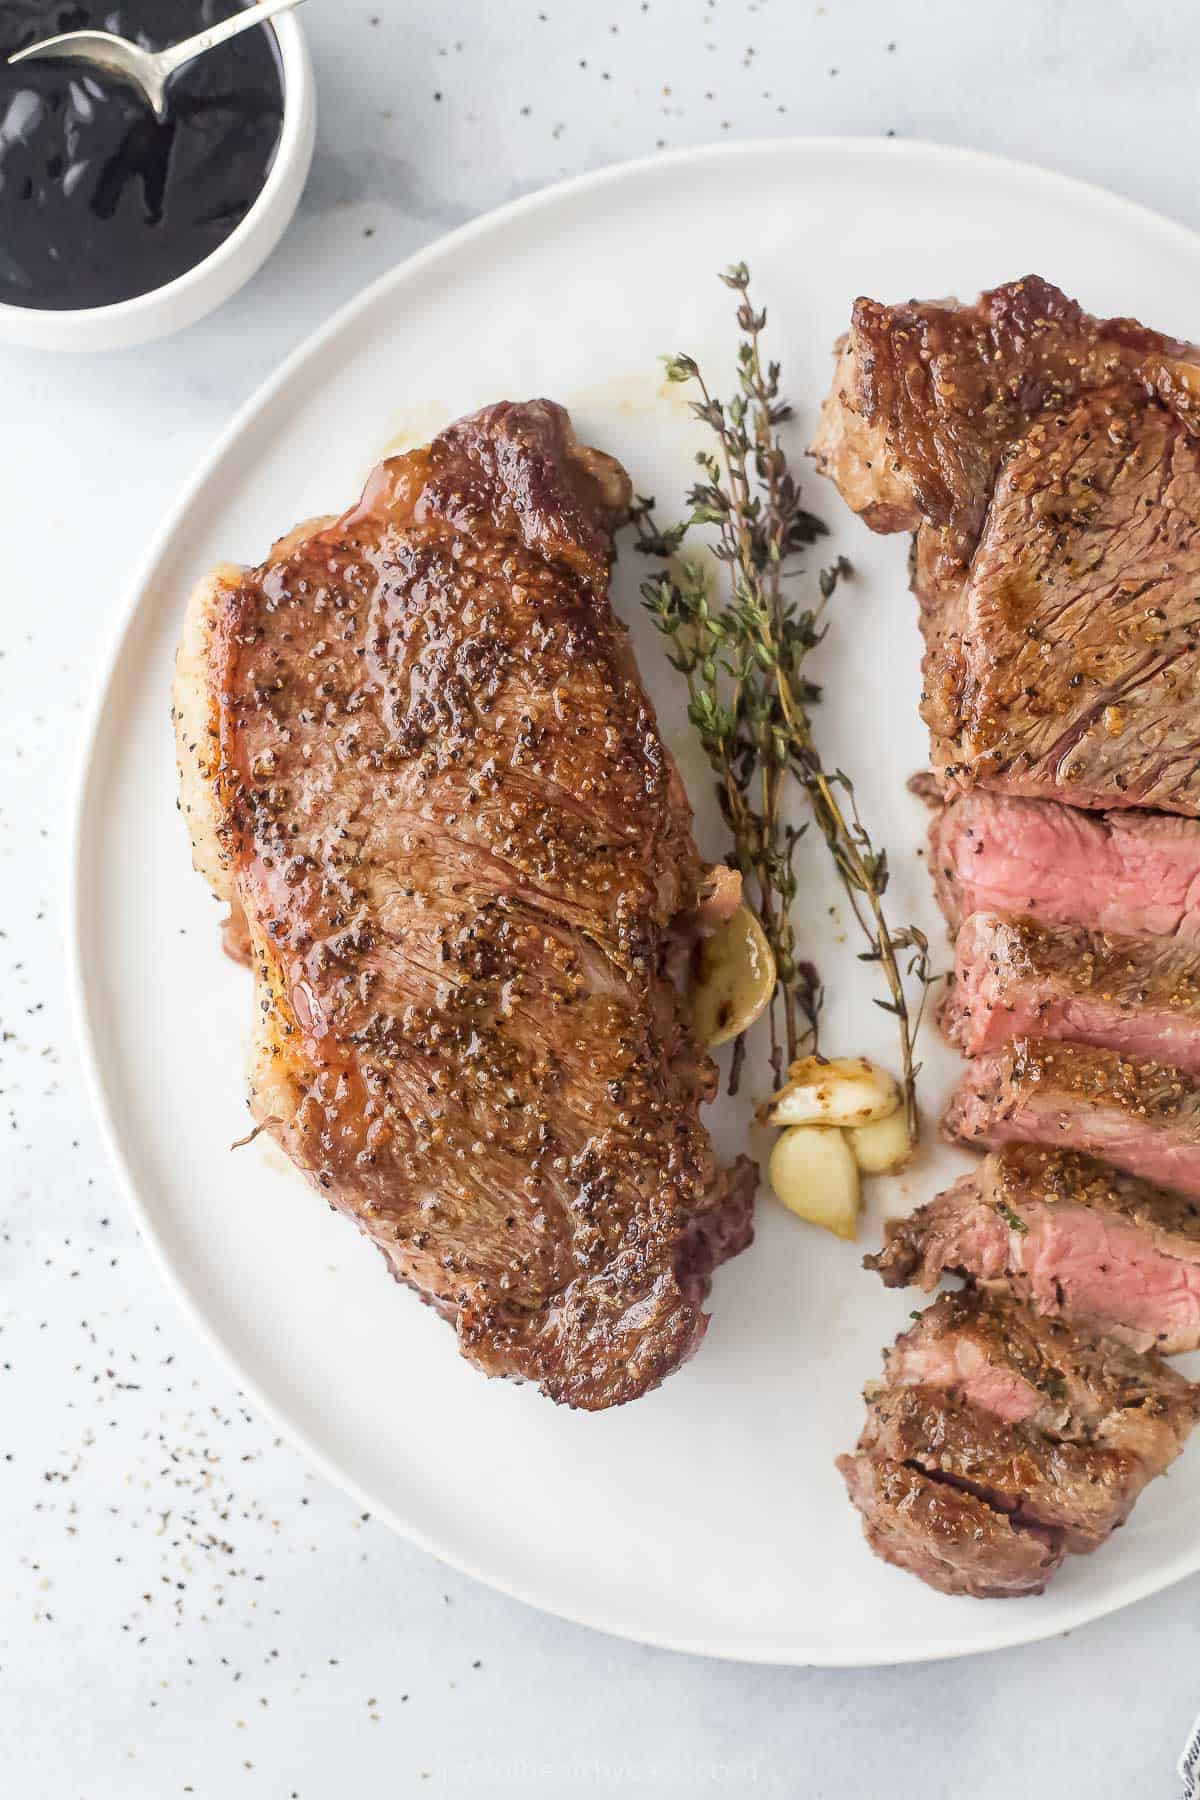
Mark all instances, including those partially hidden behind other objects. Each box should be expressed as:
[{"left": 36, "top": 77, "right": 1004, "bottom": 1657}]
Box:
[{"left": 66, "top": 136, "right": 1200, "bottom": 1666}]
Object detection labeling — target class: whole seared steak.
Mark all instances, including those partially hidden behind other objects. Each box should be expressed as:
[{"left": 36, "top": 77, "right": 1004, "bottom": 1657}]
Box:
[
  {"left": 173, "top": 399, "right": 755, "bottom": 1410},
  {"left": 812, "top": 277, "right": 1200, "bottom": 814}
]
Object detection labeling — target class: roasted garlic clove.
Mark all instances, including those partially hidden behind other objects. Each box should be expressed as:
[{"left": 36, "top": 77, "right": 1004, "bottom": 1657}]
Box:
[
  {"left": 768, "top": 1124, "right": 861, "bottom": 1241},
  {"left": 690, "top": 904, "right": 776, "bottom": 1048},
  {"left": 848, "top": 1107, "right": 913, "bottom": 1174},
  {"left": 765, "top": 1055, "right": 900, "bottom": 1129}
]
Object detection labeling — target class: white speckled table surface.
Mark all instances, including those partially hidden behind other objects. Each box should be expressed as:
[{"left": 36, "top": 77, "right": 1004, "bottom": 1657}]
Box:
[{"left": 4, "top": 2, "right": 1200, "bottom": 1794}]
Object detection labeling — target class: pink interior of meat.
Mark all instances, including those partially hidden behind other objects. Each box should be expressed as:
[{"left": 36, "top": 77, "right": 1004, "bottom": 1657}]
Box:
[
  {"left": 888, "top": 1333, "right": 1041, "bottom": 1424},
  {"left": 1033, "top": 1002, "right": 1200, "bottom": 1073},
  {"left": 945, "top": 915, "right": 1200, "bottom": 1072},
  {"left": 1015, "top": 1202, "right": 1200, "bottom": 1352},
  {"left": 934, "top": 797, "right": 1200, "bottom": 939},
  {"left": 948, "top": 1060, "right": 1200, "bottom": 1202}
]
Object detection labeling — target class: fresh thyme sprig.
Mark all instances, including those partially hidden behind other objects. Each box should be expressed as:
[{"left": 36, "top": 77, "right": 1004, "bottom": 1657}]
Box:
[{"left": 632, "top": 263, "right": 935, "bottom": 1136}]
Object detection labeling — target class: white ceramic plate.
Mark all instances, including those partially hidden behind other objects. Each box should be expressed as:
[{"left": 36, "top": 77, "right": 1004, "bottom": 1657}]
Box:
[{"left": 71, "top": 138, "right": 1200, "bottom": 1665}]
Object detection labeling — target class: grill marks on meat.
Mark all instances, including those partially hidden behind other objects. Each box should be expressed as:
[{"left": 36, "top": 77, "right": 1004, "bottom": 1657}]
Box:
[
  {"left": 929, "top": 792, "right": 1200, "bottom": 941},
  {"left": 812, "top": 276, "right": 1200, "bottom": 814},
  {"left": 839, "top": 1288, "right": 1199, "bottom": 1595},
  {"left": 172, "top": 398, "right": 755, "bottom": 1410},
  {"left": 944, "top": 911, "right": 1200, "bottom": 1072},
  {"left": 945, "top": 1038, "right": 1200, "bottom": 1204},
  {"left": 870, "top": 1144, "right": 1200, "bottom": 1355}
]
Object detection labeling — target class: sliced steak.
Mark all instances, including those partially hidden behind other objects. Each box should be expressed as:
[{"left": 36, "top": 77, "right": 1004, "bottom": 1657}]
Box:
[
  {"left": 884, "top": 1288, "right": 1200, "bottom": 1470},
  {"left": 930, "top": 792, "right": 1200, "bottom": 941},
  {"left": 943, "top": 912, "right": 1200, "bottom": 1072},
  {"left": 839, "top": 1286, "right": 1199, "bottom": 1595},
  {"left": 811, "top": 274, "right": 1200, "bottom": 561},
  {"left": 858, "top": 1382, "right": 1151, "bottom": 1552},
  {"left": 813, "top": 278, "right": 1200, "bottom": 814},
  {"left": 945, "top": 1039, "right": 1200, "bottom": 1204},
  {"left": 870, "top": 1143, "right": 1200, "bottom": 1353},
  {"left": 836, "top": 1453, "right": 1064, "bottom": 1599}
]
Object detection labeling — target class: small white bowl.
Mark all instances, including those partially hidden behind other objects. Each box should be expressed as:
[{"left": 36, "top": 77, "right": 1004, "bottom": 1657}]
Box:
[{"left": 0, "top": 12, "right": 315, "bottom": 353}]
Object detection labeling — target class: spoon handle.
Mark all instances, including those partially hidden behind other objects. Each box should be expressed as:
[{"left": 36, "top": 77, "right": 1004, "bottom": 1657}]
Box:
[{"left": 151, "top": 0, "right": 306, "bottom": 84}]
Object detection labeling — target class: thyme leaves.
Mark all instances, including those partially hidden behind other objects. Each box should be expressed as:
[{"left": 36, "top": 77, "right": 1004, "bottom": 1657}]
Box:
[{"left": 633, "top": 264, "right": 935, "bottom": 1135}]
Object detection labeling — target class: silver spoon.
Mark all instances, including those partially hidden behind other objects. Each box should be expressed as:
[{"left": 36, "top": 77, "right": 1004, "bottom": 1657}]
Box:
[{"left": 6, "top": 0, "right": 305, "bottom": 123}]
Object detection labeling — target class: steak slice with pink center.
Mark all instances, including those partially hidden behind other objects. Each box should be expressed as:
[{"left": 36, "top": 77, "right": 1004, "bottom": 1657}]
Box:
[
  {"left": 883, "top": 1288, "right": 1200, "bottom": 1468},
  {"left": 942, "top": 912, "right": 1200, "bottom": 1071},
  {"left": 839, "top": 1287, "right": 1199, "bottom": 1592},
  {"left": 929, "top": 793, "right": 1200, "bottom": 941},
  {"left": 857, "top": 1383, "right": 1155, "bottom": 1553},
  {"left": 945, "top": 1039, "right": 1200, "bottom": 1208},
  {"left": 870, "top": 1142, "right": 1200, "bottom": 1353}
]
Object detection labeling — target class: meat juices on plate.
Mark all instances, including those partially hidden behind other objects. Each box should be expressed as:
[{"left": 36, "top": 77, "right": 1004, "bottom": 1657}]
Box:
[{"left": 173, "top": 399, "right": 754, "bottom": 1411}]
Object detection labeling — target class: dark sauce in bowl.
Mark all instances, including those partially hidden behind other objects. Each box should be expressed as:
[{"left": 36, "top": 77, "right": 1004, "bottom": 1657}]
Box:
[{"left": 0, "top": 0, "right": 284, "bottom": 310}]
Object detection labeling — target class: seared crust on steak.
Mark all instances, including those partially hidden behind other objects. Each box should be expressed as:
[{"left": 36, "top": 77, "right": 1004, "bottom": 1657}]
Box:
[
  {"left": 840, "top": 1286, "right": 1199, "bottom": 1594},
  {"left": 813, "top": 277, "right": 1200, "bottom": 814},
  {"left": 884, "top": 1289, "right": 1200, "bottom": 1468},
  {"left": 944, "top": 1039, "right": 1200, "bottom": 1204},
  {"left": 836, "top": 1453, "right": 1064, "bottom": 1599},
  {"left": 812, "top": 274, "right": 1200, "bottom": 564},
  {"left": 172, "top": 399, "right": 755, "bottom": 1410},
  {"left": 857, "top": 1380, "right": 1145, "bottom": 1553}
]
